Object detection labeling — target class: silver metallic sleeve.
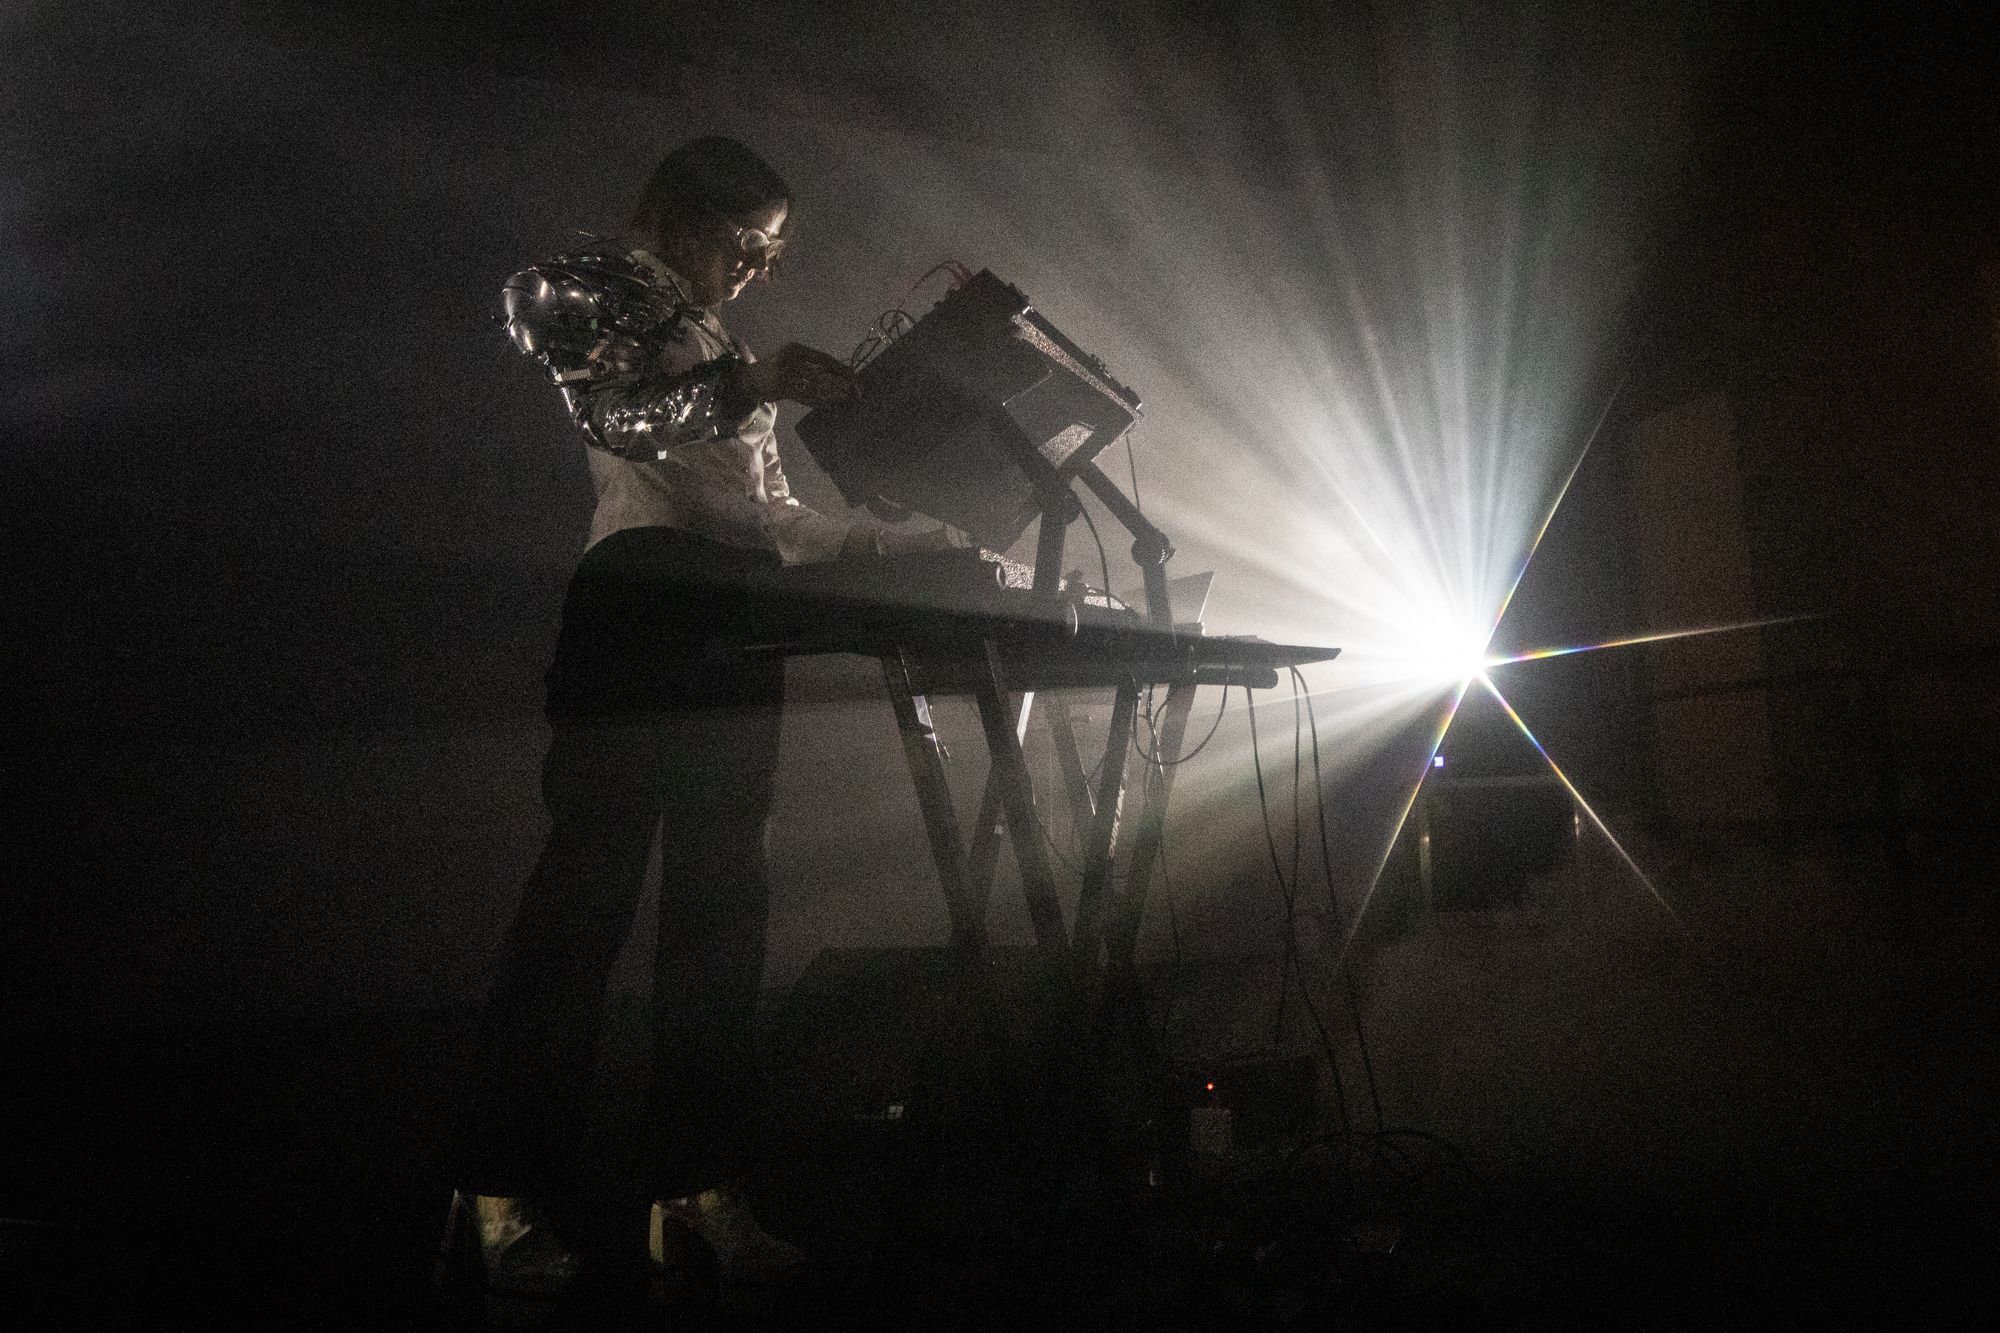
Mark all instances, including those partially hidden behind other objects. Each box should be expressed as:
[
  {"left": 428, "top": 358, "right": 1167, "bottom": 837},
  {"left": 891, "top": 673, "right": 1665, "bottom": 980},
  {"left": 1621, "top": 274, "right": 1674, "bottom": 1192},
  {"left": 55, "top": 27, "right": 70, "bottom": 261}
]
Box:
[
  {"left": 501, "top": 262, "right": 757, "bottom": 460},
  {"left": 571, "top": 355, "right": 754, "bottom": 460}
]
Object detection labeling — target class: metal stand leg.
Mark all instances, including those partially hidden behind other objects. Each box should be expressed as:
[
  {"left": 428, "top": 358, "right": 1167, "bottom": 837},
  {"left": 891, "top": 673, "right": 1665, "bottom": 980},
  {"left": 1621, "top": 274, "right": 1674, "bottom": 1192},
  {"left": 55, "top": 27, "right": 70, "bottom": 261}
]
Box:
[
  {"left": 881, "top": 650, "right": 984, "bottom": 950},
  {"left": 968, "top": 691, "right": 1035, "bottom": 904},
  {"left": 1094, "top": 680, "right": 1200, "bottom": 1170},
  {"left": 1071, "top": 679, "right": 1141, "bottom": 965},
  {"left": 1106, "top": 680, "right": 1198, "bottom": 966},
  {"left": 1044, "top": 693, "right": 1098, "bottom": 837},
  {"left": 970, "top": 641, "right": 1070, "bottom": 957}
]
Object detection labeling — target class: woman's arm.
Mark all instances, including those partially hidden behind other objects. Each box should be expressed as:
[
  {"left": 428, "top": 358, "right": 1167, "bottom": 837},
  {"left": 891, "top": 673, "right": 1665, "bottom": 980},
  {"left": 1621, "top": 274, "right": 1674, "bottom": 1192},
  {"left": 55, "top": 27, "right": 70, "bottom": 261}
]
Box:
[{"left": 501, "top": 256, "right": 759, "bottom": 459}]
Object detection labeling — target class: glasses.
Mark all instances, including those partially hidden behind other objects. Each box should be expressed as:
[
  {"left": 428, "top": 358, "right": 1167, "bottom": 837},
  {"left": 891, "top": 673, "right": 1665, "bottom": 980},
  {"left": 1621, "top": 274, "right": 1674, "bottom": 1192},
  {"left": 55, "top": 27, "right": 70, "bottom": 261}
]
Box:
[{"left": 727, "top": 222, "right": 787, "bottom": 269}]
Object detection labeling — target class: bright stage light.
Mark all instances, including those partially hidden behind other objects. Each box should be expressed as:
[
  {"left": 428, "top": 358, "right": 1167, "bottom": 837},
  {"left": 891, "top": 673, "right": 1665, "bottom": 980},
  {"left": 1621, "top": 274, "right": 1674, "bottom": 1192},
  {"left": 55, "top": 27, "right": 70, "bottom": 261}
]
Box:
[
  {"left": 1314, "top": 605, "right": 1797, "bottom": 970},
  {"left": 1400, "top": 618, "right": 1500, "bottom": 690},
  {"left": 818, "top": 0, "right": 1725, "bottom": 959}
]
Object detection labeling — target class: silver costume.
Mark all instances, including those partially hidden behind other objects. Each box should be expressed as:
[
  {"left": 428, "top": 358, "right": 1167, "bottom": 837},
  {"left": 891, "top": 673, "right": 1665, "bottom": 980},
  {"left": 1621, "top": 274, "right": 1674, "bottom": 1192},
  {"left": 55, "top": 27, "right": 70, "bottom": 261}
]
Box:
[
  {"left": 503, "top": 245, "right": 751, "bottom": 460},
  {"left": 502, "top": 240, "right": 862, "bottom": 562}
]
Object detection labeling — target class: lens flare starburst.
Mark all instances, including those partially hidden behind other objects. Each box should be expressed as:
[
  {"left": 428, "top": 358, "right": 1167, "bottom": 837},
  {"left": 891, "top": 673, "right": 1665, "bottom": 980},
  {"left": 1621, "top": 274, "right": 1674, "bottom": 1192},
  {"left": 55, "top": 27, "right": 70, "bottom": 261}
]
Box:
[
  {"left": 1473, "top": 671, "right": 1672, "bottom": 917},
  {"left": 1318, "top": 603, "right": 1792, "bottom": 972},
  {"left": 1298, "top": 405, "right": 1801, "bottom": 970},
  {"left": 1319, "top": 580, "right": 1801, "bottom": 970}
]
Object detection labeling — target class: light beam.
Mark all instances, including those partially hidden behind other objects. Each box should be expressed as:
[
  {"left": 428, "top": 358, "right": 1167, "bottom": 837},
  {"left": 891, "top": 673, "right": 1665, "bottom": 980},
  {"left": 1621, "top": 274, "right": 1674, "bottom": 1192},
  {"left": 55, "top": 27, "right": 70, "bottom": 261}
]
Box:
[
  {"left": 1486, "top": 615, "right": 1811, "bottom": 668},
  {"left": 1474, "top": 672, "right": 1677, "bottom": 920},
  {"left": 1486, "top": 377, "right": 1624, "bottom": 642},
  {"left": 1333, "top": 676, "right": 1471, "bottom": 971}
]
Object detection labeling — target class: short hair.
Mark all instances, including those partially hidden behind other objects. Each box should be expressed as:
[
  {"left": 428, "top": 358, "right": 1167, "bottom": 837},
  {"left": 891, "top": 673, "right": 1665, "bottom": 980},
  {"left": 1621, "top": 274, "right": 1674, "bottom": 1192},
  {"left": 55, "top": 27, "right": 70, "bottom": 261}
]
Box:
[{"left": 631, "top": 136, "right": 792, "bottom": 243}]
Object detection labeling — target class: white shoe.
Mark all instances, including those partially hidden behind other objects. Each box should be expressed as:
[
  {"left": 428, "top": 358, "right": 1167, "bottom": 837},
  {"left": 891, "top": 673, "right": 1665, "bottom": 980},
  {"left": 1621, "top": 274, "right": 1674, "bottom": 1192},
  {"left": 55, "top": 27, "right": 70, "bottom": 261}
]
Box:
[
  {"left": 437, "top": 1190, "right": 579, "bottom": 1316},
  {"left": 650, "top": 1185, "right": 805, "bottom": 1287}
]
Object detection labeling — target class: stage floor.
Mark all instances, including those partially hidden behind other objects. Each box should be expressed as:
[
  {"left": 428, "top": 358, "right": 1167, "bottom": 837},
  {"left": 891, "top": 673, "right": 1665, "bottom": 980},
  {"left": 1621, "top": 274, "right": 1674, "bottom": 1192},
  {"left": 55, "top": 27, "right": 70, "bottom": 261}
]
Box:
[{"left": 3, "top": 970, "right": 1991, "bottom": 1330}]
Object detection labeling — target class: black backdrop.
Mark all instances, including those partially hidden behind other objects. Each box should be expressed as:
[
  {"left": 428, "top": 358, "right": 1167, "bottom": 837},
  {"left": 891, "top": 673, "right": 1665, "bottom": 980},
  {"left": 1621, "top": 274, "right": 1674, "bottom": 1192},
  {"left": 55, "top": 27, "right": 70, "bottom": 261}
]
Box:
[{"left": 5, "top": 0, "right": 1996, "bottom": 1033}]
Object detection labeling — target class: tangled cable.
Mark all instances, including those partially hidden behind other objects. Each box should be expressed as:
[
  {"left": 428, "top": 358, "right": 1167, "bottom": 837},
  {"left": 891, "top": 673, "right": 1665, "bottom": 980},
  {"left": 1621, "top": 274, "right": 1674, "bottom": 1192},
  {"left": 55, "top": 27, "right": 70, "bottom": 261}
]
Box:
[{"left": 847, "top": 260, "right": 974, "bottom": 370}]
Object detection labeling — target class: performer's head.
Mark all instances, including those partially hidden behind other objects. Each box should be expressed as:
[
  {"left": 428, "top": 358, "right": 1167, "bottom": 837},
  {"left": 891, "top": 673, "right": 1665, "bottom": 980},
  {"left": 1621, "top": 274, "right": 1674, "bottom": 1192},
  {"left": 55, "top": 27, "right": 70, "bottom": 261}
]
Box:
[{"left": 630, "top": 136, "right": 792, "bottom": 308}]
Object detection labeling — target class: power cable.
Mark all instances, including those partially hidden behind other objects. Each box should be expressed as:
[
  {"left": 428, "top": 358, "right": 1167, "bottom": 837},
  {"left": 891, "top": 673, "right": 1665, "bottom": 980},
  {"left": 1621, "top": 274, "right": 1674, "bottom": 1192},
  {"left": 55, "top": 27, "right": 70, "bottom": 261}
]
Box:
[
  {"left": 1246, "top": 678, "right": 1352, "bottom": 1136},
  {"left": 847, "top": 261, "right": 971, "bottom": 369},
  {"left": 1075, "top": 502, "right": 1115, "bottom": 618},
  {"left": 1132, "top": 683, "right": 1231, "bottom": 767},
  {"left": 1294, "top": 665, "right": 1385, "bottom": 1132}
]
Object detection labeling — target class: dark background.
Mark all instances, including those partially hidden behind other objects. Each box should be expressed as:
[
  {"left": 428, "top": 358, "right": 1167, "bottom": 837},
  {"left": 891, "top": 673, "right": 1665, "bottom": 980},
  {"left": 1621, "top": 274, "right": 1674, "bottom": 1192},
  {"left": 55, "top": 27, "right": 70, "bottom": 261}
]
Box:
[
  {"left": 2, "top": 0, "right": 1997, "bottom": 1317},
  {"left": 7, "top": 0, "right": 1994, "bottom": 1013}
]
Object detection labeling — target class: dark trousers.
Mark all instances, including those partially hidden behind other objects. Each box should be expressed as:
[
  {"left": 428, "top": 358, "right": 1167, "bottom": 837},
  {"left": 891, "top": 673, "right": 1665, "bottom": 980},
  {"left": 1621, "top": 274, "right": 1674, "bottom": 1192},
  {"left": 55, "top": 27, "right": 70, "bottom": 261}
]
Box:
[{"left": 458, "top": 526, "right": 786, "bottom": 1201}]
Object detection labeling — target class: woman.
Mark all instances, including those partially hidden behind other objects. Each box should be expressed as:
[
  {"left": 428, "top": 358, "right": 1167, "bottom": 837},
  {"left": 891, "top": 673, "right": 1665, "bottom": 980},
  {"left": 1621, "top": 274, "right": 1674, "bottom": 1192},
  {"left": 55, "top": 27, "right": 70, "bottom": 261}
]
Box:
[{"left": 445, "top": 136, "right": 909, "bottom": 1306}]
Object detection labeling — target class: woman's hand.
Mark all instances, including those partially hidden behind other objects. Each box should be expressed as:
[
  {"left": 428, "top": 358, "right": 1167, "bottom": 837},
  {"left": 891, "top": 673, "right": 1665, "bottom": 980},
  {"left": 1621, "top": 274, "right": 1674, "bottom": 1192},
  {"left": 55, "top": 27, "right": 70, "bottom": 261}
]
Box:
[
  {"left": 742, "top": 343, "right": 857, "bottom": 407},
  {"left": 836, "top": 520, "right": 968, "bottom": 560},
  {"left": 877, "top": 523, "right": 968, "bottom": 555}
]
